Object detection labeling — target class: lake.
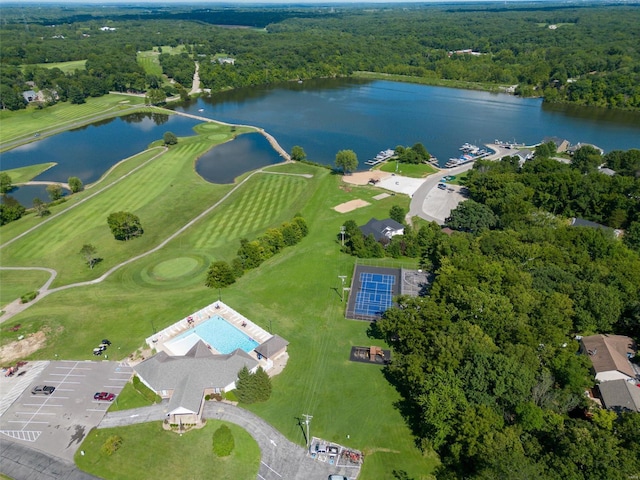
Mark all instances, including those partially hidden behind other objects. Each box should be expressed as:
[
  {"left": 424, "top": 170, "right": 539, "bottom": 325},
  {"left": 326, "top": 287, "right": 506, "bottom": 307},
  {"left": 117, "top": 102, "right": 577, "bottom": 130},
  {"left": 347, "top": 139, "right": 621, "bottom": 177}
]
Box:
[
  {"left": 3, "top": 78, "right": 640, "bottom": 207},
  {"left": 178, "top": 78, "right": 640, "bottom": 166}
]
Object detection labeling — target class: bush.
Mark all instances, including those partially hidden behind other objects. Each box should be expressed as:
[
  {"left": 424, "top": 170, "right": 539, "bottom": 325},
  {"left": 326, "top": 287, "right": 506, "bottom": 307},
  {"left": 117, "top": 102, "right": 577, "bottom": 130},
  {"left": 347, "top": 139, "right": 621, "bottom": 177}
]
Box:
[
  {"left": 212, "top": 425, "right": 234, "bottom": 457},
  {"left": 101, "top": 435, "right": 123, "bottom": 456},
  {"left": 20, "top": 291, "right": 38, "bottom": 303}
]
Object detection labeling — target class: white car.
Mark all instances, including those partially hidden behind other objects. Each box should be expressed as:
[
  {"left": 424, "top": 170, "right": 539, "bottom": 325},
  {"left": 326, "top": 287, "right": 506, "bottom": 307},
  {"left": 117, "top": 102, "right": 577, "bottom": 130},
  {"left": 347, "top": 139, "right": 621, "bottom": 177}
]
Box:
[{"left": 328, "top": 476, "right": 349, "bottom": 480}]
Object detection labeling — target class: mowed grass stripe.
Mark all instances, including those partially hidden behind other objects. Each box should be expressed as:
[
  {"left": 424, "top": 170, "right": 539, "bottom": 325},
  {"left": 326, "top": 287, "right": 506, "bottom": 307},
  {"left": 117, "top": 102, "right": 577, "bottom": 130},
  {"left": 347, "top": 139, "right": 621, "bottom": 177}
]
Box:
[{"left": 189, "top": 175, "right": 306, "bottom": 250}]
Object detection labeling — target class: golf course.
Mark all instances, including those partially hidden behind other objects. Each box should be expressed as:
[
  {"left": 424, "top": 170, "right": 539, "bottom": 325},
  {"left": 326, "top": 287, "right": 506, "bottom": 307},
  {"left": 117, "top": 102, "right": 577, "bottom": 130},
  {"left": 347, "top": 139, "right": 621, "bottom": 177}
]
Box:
[{"left": 0, "top": 97, "right": 436, "bottom": 479}]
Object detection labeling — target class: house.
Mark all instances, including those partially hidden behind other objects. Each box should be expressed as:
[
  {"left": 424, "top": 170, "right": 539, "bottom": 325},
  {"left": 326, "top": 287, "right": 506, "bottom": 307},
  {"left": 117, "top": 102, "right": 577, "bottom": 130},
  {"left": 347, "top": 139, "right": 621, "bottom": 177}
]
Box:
[
  {"left": 542, "top": 136, "right": 570, "bottom": 153},
  {"left": 567, "top": 142, "right": 604, "bottom": 156},
  {"left": 22, "top": 90, "right": 37, "bottom": 103},
  {"left": 570, "top": 217, "right": 622, "bottom": 238},
  {"left": 254, "top": 334, "right": 289, "bottom": 361},
  {"left": 580, "top": 334, "right": 637, "bottom": 383},
  {"left": 217, "top": 57, "right": 235, "bottom": 65},
  {"left": 598, "top": 379, "right": 640, "bottom": 413},
  {"left": 515, "top": 149, "right": 533, "bottom": 166},
  {"left": 100, "top": 26, "right": 117, "bottom": 31},
  {"left": 134, "top": 341, "right": 258, "bottom": 424},
  {"left": 359, "top": 218, "right": 404, "bottom": 244},
  {"left": 598, "top": 166, "right": 616, "bottom": 177}
]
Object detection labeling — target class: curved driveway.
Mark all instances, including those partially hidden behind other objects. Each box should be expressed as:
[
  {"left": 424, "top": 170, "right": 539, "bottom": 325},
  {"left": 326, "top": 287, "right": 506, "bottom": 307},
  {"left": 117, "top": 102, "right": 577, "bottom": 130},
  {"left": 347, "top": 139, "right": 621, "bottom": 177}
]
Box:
[
  {"left": 98, "top": 402, "right": 355, "bottom": 480},
  {"left": 409, "top": 144, "right": 514, "bottom": 224}
]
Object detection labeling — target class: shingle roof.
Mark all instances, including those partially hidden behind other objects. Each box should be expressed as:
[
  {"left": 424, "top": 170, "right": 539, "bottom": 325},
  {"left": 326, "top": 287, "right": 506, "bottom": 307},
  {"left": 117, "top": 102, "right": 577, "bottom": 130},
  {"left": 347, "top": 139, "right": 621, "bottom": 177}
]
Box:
[
  {"left": 570, "top": 217, "right": 612, "bottom": 232},
  {"left": 581, "top": 334, "right": 636, "bottom": 379},
  {"left": 134, "top": 341, "right": 258, "bottom": 413},
  {"left": 255, "top": 335, "right": 289, "bottom": 358},
  {"left": 599, "top": 379, "right": 640, "bottom": 413},
  {"left": 359, "top": 218, "right": 404, "bottom": 242}
]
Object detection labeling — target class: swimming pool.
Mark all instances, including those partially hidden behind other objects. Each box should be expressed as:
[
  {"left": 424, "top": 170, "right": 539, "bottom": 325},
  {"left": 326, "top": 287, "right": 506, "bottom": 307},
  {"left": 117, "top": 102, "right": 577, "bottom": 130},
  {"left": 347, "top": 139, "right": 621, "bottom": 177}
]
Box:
[{"left": 166, "top": 316, "right": 259, "bottom": 355}]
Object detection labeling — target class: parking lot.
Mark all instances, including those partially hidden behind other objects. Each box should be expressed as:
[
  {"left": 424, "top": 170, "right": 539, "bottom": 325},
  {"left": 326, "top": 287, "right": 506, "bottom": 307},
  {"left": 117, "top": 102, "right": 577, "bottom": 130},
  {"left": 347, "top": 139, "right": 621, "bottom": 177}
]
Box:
[{"left": 0, "top": 360, "right": 133, "bottom": 462}]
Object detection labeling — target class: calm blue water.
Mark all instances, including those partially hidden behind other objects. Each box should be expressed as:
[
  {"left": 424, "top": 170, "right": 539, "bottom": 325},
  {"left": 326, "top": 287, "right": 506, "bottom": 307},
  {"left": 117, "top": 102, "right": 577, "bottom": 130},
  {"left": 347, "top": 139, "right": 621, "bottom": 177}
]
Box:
[
  {"left": 3, "top": 79, "right": 640, "bottom": 207},
  {"left": 178, "top": 78, "right": 640, "bottom": 167},
  {"left": 195, "top": 132, "right": 284, "bottom": 184},
  {"left": 174, "top": 316, "right": 259, "bottom": 354}
]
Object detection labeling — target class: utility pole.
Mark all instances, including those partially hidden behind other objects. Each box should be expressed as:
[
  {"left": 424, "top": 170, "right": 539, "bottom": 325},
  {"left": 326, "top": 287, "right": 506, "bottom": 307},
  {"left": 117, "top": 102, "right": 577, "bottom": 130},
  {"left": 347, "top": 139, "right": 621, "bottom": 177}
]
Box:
[
  {"left": 339, "top": 226, "right": 346, "bottom": 247},
  {"left": 302, "top": 413, "right": 313, "bottom": 448},
  {"left": 338, "top": 276, "right": 347, "bottom": 302}
]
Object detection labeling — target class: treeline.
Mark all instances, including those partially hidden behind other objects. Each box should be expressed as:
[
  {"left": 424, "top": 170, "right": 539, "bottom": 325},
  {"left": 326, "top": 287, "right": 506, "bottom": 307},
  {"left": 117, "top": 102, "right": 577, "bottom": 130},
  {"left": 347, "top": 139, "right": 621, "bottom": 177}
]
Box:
[
  {"left": 2, "top": 4, "right": 640, "bottom": 110},
  {"left": 205, "top": 215, "right": 308, "bottom": 289},
  {"left": 373, "top": 182, "right": 640, "bottom": 478},
  {"left": 463, "top": 148, "right": 640, "bottom": 231}
]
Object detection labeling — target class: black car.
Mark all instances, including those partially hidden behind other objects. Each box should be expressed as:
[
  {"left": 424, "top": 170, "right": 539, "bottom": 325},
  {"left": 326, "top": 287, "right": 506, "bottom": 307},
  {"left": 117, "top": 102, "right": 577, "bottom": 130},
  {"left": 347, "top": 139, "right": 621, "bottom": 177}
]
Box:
[
  {"left": 101, "top": 339, "right": 112, "bottom": 345},
  {"left": 32, "top": 385, "right": 55, "bottom": 395}
]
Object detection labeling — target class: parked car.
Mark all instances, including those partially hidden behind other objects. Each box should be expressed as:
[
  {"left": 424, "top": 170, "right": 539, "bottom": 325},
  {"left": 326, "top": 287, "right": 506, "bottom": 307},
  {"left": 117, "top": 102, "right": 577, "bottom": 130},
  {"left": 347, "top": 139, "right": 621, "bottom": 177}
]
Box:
[
  {"left": 32, "top": 385, "right": 55, "bottom": 395},
  {"left": 310, "top": 443, "right": 327, "bottom": 455},
  {"left": 101, "top": 339, "right": 111, "bottom": 345},
  {"left": 437, "top": 183, "right": 447, "bottom": 190},
  {"left": 329, "top": 476, "right": 349, "bottom": 480},
  {"left": 94, "top": 392, "right": 115, "bottom": 401}
]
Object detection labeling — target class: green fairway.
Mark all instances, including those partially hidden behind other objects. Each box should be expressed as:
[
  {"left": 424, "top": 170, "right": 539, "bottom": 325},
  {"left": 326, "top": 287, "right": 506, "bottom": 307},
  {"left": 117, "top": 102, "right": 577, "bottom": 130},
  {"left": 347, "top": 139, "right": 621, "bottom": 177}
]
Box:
[
  {"left": 0, "top": 94, "right": 146, "bottom": 146},
  {"left": 378, "top": 161, "right": 438, "bottom": 178},
  {"left": 76, "top": 421, "right": 260, "bottom": 480},
  {"left": 137, "top": 51, "right": 164, "bottom": 77},
  {"left": 0, "top": 162, "right": 56, "bottom": 184},
  {"left": 0, "top": 125, "right": 437, "bottom": 477},
  {"left": 29, "top": 59, "right": 87, "bottom": 73}
]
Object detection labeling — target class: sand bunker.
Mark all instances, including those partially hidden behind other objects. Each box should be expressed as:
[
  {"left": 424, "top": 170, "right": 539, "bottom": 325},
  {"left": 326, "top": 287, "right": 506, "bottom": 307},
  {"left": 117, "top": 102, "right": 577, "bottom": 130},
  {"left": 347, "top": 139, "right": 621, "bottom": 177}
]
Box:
[
  {"left": 334, "top": 199, "right": 371, "bottom": 213},
  {"left": 341, "top": 171, "right": 392, "bottom": 186}
]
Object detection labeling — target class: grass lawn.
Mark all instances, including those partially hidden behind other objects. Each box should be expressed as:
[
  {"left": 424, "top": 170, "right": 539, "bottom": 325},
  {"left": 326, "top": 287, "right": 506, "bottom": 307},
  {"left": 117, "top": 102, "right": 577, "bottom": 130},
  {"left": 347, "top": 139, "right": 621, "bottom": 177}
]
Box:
[
  {"left": 28, "top": 59, "right": 87, "bottom": 73},
  {"left": 1, "top": 124, "right": 438, "bottom": 477},
  {"left": 76, "top": 421, "right": 260, "bottom": 480},
  {"left": 137, "top": 51, "right": 164, "bottom": 77},
  {"left": 378, "top": 161, "right": 438, "bottom": 178},
  {"left": 0, "top": 269, "right": 51, "bottom": 307},
  {"left": 0, "top": 162, "right": 56, "bottom": 184},
  {"left": 108, "top": 377, "right": 161, "bottom": 412},
  {"left": 0, "top": 94, "right": 146, "bottom": 146}
]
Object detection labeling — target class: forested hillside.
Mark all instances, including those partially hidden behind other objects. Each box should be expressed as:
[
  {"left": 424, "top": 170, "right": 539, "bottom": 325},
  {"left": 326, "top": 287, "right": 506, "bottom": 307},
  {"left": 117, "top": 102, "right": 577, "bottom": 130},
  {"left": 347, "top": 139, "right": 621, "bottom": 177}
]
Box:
[
  {"left": 1, "top": 3, "right": 640, "bottom": 110},
  {"left": 375, "top": 155, "right": 640, "bottom": 479}
]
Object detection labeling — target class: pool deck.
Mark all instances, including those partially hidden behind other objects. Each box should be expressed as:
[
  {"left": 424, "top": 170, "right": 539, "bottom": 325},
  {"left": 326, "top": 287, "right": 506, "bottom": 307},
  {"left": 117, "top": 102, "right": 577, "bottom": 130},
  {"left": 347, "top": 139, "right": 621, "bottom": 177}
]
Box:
[{"left": 145, "top": 301, "right": 272, "bottom": 366}]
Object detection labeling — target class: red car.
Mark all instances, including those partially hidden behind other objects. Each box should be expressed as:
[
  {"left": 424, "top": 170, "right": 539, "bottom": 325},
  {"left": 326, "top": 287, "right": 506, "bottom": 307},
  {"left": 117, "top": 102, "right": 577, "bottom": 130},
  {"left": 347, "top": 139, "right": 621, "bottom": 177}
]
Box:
[{"left": 94, "top": 392, "right": 115, "bottom": 402}]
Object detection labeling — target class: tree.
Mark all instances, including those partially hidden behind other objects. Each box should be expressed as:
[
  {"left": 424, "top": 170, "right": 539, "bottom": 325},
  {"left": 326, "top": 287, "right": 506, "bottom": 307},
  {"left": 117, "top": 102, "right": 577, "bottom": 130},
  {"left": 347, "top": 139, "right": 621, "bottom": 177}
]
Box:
[
  {"left": 212, "top": 424, "right": 235, "bottom": 457},
  {"left": 68, "top": 176, "right": 83, "bottom": 193},
  {"left": 445, "top": 200, "right": 497, "bottom": 232},
  {"left": 79, "top": 244, "right": 99, "bottom": 269},
  {"left": 389, "top": 205, "right": 406, "bottom": 224},
  {"left": 46, "top": 183, "right": 63, "bottom": 201},
  {"left": 0, "top": 196, "right": 26, "bottom": 225},
  {"left": 291, "top": 145, "right": 306, "bottom": 162},
  {"left": 623, "top": 221, "right": 640, "bottom": 253},
  {"left": 571, "top": 145, "right": 602, "bottom": 174},
  {"left": 146, "top": 88, "right": 166, "bottom": 106},
  {"left": 107, "top": 211, "right": 143, "bottom": 241},
  {"left": 235, "top": 365, "right": 272, "bottom": 404},
  {"left": 205, "top": 261, "right": 236, "bottom": 289},
  {"left": 32, "top": 197, "right": 50, "bottom": 217},
  {"left": 0, "top": 172, "right": 13, "bottom": 194},
  {"left": 163, "top": 131, "right": 178, "bottom": 146},
  {"left": 335, "top": 149, "right": 358, "bottom": 175}
]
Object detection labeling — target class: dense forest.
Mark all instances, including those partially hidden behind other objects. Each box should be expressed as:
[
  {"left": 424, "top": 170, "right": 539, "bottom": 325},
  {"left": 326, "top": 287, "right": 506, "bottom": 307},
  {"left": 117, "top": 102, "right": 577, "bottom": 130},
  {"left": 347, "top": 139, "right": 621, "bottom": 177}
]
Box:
[
  {"left": 370, "top": 155, "right": 640, "bottom": 479},
  {"left": 2, "top": 3, "right": 640, "bottom": 110}
]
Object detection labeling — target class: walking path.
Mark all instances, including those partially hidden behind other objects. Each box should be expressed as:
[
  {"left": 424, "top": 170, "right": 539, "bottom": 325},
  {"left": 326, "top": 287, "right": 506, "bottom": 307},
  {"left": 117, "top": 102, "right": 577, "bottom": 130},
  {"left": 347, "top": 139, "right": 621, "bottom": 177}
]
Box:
[{"left": 190, "top": 62, "right": 201, "bottom": 95}]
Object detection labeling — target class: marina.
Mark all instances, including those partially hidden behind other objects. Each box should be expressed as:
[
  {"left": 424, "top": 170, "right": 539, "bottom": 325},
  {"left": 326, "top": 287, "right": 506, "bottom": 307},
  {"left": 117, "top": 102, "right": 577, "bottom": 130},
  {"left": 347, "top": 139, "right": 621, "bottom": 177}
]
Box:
[
  {"left": 365, "top": 148, "right": 395, "bottom": 166},
  {"left": 445, "top": 143, "right": 492, "bottom": 168}
]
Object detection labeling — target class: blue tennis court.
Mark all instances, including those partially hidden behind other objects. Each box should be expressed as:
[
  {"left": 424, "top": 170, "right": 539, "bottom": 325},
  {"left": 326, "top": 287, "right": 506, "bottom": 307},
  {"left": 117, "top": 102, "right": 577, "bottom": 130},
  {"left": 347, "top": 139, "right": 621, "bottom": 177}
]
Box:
[{"left": 354, "top": 272, "right": 396, "bottom": 316}]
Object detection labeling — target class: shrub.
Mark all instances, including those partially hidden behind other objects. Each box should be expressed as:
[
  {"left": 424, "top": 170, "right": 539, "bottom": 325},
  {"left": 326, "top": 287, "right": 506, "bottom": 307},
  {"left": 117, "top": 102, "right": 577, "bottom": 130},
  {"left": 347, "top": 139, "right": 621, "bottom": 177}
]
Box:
[
  {"left": 205, "top": 394, "right": 211, "bottom": 401},
  {"left": 101, "top": 435, "right": 123, "bottom": 456},
  {"left": 20, "top": 291, "right": 38, "bottom": 303},
  {"left": 212, "top": 425, "right": 234, "bottom": 457}
]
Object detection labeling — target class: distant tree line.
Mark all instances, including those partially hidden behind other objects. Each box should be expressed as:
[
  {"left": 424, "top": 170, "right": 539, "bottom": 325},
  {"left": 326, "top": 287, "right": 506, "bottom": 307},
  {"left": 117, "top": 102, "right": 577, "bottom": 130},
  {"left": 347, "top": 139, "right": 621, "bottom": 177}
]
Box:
[{"left": 2, "top": 5, "right": 640, "bottom": 110}]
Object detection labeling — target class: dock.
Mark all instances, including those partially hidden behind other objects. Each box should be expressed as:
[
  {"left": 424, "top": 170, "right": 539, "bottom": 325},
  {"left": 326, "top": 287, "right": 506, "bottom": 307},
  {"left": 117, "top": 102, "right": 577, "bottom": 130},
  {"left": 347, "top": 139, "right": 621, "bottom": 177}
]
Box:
[{"left": 365, "top": 149, "right": 395, "bottom": 166}]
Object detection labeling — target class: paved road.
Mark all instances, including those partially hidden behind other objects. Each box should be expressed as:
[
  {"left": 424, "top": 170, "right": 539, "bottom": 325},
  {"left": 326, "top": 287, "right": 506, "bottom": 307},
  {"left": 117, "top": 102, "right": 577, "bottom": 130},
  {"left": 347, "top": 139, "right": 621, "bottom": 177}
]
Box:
[
  {"left": 99, "top": 402, "right": 357, "bottom": 480},
  {"left": 408, "top": 144, "right": 513, "bottom": 224},
  {"left": 0, "top": 441, "right": 100, "bottom": 480}
]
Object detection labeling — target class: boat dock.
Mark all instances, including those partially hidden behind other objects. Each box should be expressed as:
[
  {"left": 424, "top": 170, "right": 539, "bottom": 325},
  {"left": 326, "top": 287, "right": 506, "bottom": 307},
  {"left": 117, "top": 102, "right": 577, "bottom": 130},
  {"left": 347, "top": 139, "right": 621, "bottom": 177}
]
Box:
[
  {"left": 365, "top": 149, "right": 395, "bottom": 166},
  {"left": 444, "top": 143, "right": 492, "bottom": 168}
]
